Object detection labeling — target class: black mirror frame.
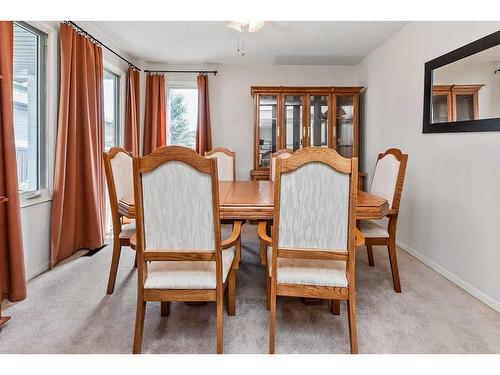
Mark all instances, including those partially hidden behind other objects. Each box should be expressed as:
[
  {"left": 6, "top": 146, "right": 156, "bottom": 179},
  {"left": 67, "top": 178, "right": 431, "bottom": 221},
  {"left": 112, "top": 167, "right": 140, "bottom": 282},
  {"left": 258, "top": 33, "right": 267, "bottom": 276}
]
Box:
[{"left": 423, "top": 30, "right": 500, "bottom": 134}]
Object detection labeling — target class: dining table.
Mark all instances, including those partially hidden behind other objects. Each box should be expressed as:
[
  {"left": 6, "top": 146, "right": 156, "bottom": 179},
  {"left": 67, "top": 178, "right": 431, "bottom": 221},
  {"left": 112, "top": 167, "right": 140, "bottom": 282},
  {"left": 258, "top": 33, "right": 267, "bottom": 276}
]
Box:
[{"left": 118, "top": 180, "right": 389, "bottom": 221}]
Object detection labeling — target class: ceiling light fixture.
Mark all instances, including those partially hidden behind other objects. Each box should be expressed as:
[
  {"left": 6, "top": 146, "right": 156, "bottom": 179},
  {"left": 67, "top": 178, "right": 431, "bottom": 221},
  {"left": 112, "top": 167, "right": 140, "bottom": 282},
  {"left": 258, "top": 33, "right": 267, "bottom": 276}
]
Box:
[
  {"left": 227, "top": 21, "right": 265, "bottom": 33},
  {"left": 227, "top": 21, "right": 264, "bottom": 58},
  {"left": 237, "top": 39, "right": 246, "bottom": 56}
]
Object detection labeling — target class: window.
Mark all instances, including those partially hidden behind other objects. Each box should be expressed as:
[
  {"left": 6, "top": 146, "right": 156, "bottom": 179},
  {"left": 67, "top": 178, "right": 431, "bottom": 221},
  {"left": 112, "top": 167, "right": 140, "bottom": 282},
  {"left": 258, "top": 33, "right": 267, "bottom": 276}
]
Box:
[
  {"left": 103, "top": 68, "right": 121, "bottom": 233},
  {"left": 167, "top": 86, "right": 198, "bottom": 149},
  {"left": 13, "top": 22, "right": 47, "bottom": 194},
  {"left": 103, "top": 69, "right": 120, "bottom": 151}
]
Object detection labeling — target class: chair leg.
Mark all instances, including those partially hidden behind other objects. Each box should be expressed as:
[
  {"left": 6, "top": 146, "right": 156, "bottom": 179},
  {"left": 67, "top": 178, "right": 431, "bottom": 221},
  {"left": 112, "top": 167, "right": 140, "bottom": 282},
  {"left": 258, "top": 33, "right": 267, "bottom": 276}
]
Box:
[
  {"left": 160, "top": 302, "right": 170, "bottom": 317},
  {"left": 261, "top": 221, "right": 270, "bottom": 265},
  {"left": 260, "top": 239, "right": 267, "bottom": 265},
  {"left": 266, "top": 276, "right": 271, "bottom": 311},
  {"left": 227, "top": 269, "right": 236, "bottom": 316},
  {"left": 269, "top": 278, "right": 277, "bottom": 354},
  {"left": 347, "top": 298, "right": 358, "bottom": 354},
  {"left": 366, "top": 245, "right": 375, "bottom": 266},
  {"left": 133, "top": 300, "right": 146, "bottom": 354},
  {"left": 331, "top": 300, "right": 340, "bottom": 315},
  {"left": 216, "top": 289, "right": 224, "bottom": 354},
  {"left": 235, "top": 236, "right": 241, "bottom": 269},
  {"left": 387, "top": 240, "right": 402, "bottom": 293},
  {"left": 106, "top": 242, "right": 122, "bottom": 294}
]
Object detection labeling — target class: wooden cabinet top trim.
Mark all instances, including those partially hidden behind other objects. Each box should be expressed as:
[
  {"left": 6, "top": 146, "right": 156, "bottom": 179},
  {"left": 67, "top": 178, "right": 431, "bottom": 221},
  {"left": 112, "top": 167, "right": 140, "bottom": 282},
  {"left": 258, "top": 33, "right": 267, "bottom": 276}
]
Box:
[
  {"left": 433, "top": 84, "right": 484, "bottom": 93},
  {"left": 251, "top": 86, "right": 363, "bottom": 95}
]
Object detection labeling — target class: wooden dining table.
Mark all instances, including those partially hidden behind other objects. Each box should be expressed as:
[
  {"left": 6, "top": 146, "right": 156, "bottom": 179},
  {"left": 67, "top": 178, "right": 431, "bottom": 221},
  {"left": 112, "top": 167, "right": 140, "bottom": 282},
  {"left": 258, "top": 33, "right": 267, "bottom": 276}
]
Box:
[{"left": 118, "top": 180, "right": 389, "bottom": 221}]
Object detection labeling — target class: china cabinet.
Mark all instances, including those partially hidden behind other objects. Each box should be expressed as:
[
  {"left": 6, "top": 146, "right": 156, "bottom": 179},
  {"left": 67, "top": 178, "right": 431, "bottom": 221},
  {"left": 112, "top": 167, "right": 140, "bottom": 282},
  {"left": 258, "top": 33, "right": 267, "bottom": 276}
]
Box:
[
  {"left": 432, "top": 85, "right": 483, "bottom": 123},
  {"left": 250, "top": 86, "right": 364, "bottom": 186}
]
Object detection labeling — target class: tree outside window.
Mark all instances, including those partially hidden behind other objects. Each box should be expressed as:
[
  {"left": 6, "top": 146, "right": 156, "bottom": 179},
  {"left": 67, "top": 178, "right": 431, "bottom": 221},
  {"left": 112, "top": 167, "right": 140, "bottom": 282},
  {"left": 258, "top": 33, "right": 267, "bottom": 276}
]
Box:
[{"left": 168, "top": 87, "right": 197, "bottom": 149}]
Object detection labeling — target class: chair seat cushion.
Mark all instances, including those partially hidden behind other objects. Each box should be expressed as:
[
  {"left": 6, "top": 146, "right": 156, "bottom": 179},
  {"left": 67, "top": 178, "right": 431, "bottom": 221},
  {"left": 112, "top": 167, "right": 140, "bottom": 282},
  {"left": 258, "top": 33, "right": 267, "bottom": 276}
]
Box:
[
  {"left": 119, "top": 221, "right": 136, "bottom": 239},
  {"left": 360, "top": 220, "right": 389, "bottom": 238},
  {"left": 266, "top": 247, "right": 348, "bottom": 287},
  {"left": 144, "top": 247, "right": 235, "bottom": 290}
]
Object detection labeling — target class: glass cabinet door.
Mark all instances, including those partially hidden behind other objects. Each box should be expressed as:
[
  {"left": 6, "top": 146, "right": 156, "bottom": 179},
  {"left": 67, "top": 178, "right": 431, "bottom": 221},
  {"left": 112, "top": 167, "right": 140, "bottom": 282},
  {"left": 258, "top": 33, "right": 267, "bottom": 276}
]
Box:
[
  {"left": 258, "top": 95, "right": 278, "bottom": 168},
  {"left": 309, "top": 95, "right": 329, "bottom": 147},
  {"left": 284, "top": 95, "right": 303, "bottom": 151},
  {"left": 432, "top": 93, "right": 450, "bottom": 123},
  {"left": 455, "top": 94, "right": 475, "bottom": 121},
  {"left": 336, "top": 96, "right": 354, "bottom": 158}
]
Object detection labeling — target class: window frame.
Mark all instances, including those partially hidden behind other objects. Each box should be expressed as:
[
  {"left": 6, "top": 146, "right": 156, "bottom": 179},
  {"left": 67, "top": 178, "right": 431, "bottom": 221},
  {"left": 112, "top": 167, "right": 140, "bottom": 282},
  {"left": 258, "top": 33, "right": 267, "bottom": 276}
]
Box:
[
  {"left": 103, "top": 61, "right": 126, "bottom": 148},
  {"left": 103, "top": 62, "right": 126, "bottom": 234},
  {"left": 103, "top": 67, "right": 121, "bottom": 151},
  {"left": 13, "top": 21, "right": 50, "bottom": 207},
  {"left": 166, "top": 80, "right": 198, "bottom": 149}
]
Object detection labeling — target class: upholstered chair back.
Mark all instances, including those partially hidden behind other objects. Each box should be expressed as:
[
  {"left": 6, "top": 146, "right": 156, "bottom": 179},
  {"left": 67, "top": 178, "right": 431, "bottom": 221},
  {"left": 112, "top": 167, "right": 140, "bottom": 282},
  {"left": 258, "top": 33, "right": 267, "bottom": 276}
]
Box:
[
  {"left": 109, "top": 150, "right": 134, "bottom": 203},
  {"left": 205, "top": 147, "right": 235, "bottom": 181},
  {"left": 269, "top": 149, "right": 294, "bottom": 182},
  {"left": 370, "top": 153, "right": 401, "bottom": 209},
  {"left": 138, "top": 147, "right": 218, "bottom": 252},
  {"left": 275, "top": 148, "right": 356, "bottom": 253}
]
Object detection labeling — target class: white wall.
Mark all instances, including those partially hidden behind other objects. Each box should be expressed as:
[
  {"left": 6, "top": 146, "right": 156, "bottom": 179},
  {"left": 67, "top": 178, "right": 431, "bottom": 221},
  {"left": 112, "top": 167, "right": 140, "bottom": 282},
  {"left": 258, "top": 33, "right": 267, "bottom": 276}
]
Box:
[{"left": 354, "top": 21, "right": 500, "bottom": 311}]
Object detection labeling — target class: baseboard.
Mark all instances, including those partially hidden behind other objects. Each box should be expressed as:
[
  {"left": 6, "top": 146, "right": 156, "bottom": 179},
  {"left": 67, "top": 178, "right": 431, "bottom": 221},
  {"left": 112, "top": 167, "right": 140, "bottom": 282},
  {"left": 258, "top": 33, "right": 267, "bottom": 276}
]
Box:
[
  {"left": 26, "top": 261, "right": 50, "bottom": 281},
  {"left": 397, "top": 241, "right": 500, "bottom": 313}
]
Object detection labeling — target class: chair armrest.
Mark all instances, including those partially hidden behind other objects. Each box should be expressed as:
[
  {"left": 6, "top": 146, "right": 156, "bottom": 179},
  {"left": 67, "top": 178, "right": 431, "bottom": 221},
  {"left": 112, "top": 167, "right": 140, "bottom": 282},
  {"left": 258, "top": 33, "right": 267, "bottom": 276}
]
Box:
[
  {"left": 130, "top": 234, "right": 137, "bottom": 250},
  {"left": 258, "top": 221, "right": 272, "bottom": 245},
  {"left": 354, "top": 227, "right": 365, "bottom": 247},
  {"left": 221, "top": 221, "right": 242, "bottom": 250}
]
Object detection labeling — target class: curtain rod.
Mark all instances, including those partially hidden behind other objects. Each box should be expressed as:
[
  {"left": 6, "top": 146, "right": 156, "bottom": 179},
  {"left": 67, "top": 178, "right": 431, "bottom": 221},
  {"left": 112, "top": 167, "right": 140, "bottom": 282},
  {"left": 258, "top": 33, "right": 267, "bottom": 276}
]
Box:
[
  {"left": 144, "top": 70, "right": 218, "bottom": 76},
  {"left": 65, "top": 21, "right": 142, "bottom": 72}
]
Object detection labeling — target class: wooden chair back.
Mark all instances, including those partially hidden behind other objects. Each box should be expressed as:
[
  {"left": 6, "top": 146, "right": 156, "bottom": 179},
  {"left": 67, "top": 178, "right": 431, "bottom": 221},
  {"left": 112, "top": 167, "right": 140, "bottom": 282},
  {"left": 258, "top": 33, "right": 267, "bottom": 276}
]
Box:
[
  {"left": 133, "top": 146, "right": 222, "bottom": 285},
  {"left": 369, "top": 148, "right": 408, "bottom": 212},
  {"left": 269, "top": 149, "right": 294, "bottom": 181},
  {"left": 272, "top": 147, "right": 358, "bottom": 281},
  {"left": 103, "top": 147, "right": 134, "bottom": 233},
  {"left": 205, "top": 147, "right": 236, "bottom": 181}
]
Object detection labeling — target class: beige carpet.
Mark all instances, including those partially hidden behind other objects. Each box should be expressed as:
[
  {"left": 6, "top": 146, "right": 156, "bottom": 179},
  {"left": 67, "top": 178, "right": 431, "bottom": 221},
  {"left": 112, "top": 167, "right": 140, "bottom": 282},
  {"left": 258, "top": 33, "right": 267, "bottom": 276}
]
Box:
[{"left": 1, "top": 225, "right": 499, "bottom": 354}]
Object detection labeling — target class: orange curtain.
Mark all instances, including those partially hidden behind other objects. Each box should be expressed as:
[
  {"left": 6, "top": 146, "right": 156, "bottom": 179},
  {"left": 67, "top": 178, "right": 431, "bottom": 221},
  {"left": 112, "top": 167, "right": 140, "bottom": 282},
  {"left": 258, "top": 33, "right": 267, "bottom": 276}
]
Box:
[
  {"left": 196, "top": 74, "right": 212, "bottom": 155},
  {"left": 143, "top": 74, "right": 166, "bottom": 155},
  {"left": 0, "top": 21, "right": 26, "bottom": 302},
  {"left": 124, "top": 67, "right": 140, "bottom": 156},
  {"left": 50, "top": 23, "right": 105, "bottom": 267}
]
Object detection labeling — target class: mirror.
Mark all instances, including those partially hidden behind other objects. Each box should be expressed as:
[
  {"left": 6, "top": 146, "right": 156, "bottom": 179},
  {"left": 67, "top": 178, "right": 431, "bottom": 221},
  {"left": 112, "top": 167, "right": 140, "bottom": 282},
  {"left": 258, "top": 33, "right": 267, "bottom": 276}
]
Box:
[{"left": 423, "top": 30, "right": 500, "bottom": 133}]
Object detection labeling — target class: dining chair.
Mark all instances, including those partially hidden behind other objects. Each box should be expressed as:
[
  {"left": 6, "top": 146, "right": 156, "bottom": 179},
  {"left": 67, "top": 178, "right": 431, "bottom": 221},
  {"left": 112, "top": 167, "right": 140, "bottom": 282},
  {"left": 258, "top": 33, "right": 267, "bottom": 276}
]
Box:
[
  {"left": 269, "top": 149, "right": 294, "bottom": 181},
  {"left": 205, "top": 147, "right": 236, "bottom": 181},
  {"left": 258, "top": 147, "right": 363, "bottom": 354},
  {"left": 359, "top": 148, "right": 408, "bottom": 293},
  {"left": 103, "top": 147, "right": 136, "bottom": 295},
  {"left": 132, "top": 146, "right": 242, "bottom": 354},
  {"left": 257, "top": 149, "right": 295, "bottom": 265},
  {"left": 205, "top": 147, "right": 241, "bottom": 266}
]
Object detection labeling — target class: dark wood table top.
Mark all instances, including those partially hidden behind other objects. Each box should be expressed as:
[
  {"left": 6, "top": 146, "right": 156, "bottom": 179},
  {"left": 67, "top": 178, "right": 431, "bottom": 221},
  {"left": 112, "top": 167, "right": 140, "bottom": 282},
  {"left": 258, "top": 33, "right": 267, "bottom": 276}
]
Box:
[{"left": 119, "top": 180, "right": 389, "bottom": 221}]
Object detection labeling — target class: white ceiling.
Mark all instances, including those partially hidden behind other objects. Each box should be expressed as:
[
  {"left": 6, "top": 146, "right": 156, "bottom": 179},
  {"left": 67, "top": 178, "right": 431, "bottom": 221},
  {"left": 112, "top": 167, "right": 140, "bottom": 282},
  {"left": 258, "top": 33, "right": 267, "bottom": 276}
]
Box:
[{"left": 92, "top": 21, "right": 407, "bottom": 65}]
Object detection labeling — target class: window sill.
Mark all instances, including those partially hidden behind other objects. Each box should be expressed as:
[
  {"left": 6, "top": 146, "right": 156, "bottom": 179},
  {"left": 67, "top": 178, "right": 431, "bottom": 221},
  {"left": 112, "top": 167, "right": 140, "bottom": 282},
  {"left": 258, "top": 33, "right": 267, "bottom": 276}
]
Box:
[{"left": 19, "top": 189, "right": 52, "bottom": 208}]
